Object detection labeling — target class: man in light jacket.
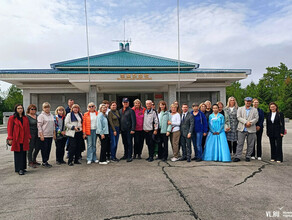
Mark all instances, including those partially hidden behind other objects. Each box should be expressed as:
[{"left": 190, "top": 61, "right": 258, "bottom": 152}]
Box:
[
  {"left": 233, "top": 97, "right": 259, "bottom": 162},
  {"left": 143, "top": 100, "right": 158, "bottom": 162}
]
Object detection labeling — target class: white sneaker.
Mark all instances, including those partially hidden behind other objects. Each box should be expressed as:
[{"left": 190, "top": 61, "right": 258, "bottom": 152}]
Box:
[
  {"left": 251, "top": 157, "right": 256, "bottom": 160},
  {"left": 94, "top": 160, "right": 99, "bottom": 163},
  {"left": 106, "top": 160, "right": 110, "bottom": 163},
  {"left": 87, "top": 161, "right": 92, "bottom": 165},
  {"left": 99, "top": 161, "right": 108, "bottom": 165},
  {"left": 257, "top": 157, "right": 262, "bottom": 161},
  {"left": 171, "top": 157, "right": 179, "bottom": 162}
]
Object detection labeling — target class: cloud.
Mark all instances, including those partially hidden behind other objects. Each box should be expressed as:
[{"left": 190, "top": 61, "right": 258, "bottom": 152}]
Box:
[{"left": 1, "top": 0, "right": 292, "bottom": 92}]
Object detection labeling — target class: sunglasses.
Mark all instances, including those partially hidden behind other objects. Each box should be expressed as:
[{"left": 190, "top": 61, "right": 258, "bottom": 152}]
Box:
[
  {"left": 89, "top": 106, "right": 95, "bottom": 108},
  {"left": 30, "top": 108, "right": 36, "bottom": 110}
]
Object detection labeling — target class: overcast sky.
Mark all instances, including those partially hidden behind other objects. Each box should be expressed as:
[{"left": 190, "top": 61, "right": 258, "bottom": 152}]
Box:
[{"left": 1, "top": 0, "right": 292, "bottom": 91}]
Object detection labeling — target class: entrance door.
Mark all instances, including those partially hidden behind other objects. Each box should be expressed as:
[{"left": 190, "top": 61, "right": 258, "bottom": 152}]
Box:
[{"left": 117, "top": 95, "right": 141, "bottom": 109}]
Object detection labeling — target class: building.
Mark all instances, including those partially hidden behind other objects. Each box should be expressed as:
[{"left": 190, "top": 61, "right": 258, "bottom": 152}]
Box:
[{"left": 0, "top": 43, "right": 251, "bottom": 111}]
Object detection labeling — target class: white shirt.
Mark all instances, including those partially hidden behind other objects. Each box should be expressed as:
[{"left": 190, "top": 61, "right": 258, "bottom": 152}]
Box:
[
  {"left": 229, "top": 107, "right": 234, "bottom": 112},
  {"left": 171, "top": 113, "right": 181, "bottom": 132},
  {"left": 271, "top": 112, "right": 276, "bottom": 123},
  {"left": 90, "top": 112, "right": 97, "bottom": 129}
]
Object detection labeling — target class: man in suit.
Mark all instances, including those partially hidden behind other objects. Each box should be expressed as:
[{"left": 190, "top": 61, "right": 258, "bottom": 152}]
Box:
[
  {"left": 233, "top": 97, "right": 259, "bottom": 162},
  {"left": 180, "top": 103, "right": 194, "bottom": 162}
]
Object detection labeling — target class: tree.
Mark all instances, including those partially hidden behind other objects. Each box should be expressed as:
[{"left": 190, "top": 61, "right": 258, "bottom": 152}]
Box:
[
  {"left": 3, "top": 85, "right": 23, "bottom": 111},
  {"left": 226, "top": 81, "right": 245, "bottom": 106},
  {"left": 283, "top": 77, "right": 292, "bottom": 118}
]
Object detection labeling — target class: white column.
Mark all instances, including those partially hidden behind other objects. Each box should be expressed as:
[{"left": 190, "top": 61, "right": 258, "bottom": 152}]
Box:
[
  {"left": 31, "top": 94, "right": 38, "bottom": 109},
  {"left": 97, "top": 93, "right": 104, "bottom": 105},
  {"left": 88, "top": 85, "right": 97, "bottom": 105},
  {"left": 211, "top": 92, "right": 217, "bottom": 104},
  {"left": 23, "top": 89, "right": 30, "bottom": 110},
  {"left": 168, "top": 84, "right": 176, "bottom": 106},
  {"left": 219, "top": 88, "right": 226, "bottom": 105}
]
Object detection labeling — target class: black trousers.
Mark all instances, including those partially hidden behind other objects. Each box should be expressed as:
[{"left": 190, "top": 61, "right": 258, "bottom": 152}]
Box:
[
  {"left": 27, "top": 133, "right": 39, "bottom": 163},
  {"left": 158, "top": 133, "right": 169, "bottom": 160},
  {"left": 55, "top": 137, "right": 67, "bottom": 162},
  {"left": 180, "top": 135, "right": 192, "bottom": 159},
  {"left": 134, "top": 131, "right": 144, "bottom": 156},
  {"left": 39, "top": 137, "right": 53, "bottom": 164},
  {"left": 99, "top": 134, "right": 110, "bottom": 162},
  {"left": 121, "top": 130, "right": 133, "bottom": 159},
  {"left": 269, "top": 136, "right": 283, "bottom": 162},
  {"left": 228, "top": 141, "right": 237, "bottom": 154},
  {"left": 68, "top": 132, "right": 83, "bottom": 163},
  {"left": 251, "top": 129, "right": 263, "bottom": 157},
  {"left": 14, "top": 144, "right": 27, "bottom": 172},
  {"left": 144, "top": 131, "right": 154, "bottom": 158}
]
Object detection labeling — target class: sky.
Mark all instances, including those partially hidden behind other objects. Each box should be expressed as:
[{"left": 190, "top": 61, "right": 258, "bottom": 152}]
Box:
[{"left": 0, "top": 0, "right": 292, "bottom": 91}]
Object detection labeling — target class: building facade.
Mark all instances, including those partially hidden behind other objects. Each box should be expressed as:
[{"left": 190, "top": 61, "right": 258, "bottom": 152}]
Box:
[{"left": 0, "top": 43, "right": 251, "bottom": 112}]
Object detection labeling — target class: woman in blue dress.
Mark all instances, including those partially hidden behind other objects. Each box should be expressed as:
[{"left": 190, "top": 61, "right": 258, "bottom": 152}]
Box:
[{"left": 203, "top": 104, "right": 231, "bottom": 162}]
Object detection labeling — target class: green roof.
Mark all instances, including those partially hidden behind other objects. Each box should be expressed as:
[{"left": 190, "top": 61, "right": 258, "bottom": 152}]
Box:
[{"left": 51, "top": 50, "right": 199, "bottom": 69}]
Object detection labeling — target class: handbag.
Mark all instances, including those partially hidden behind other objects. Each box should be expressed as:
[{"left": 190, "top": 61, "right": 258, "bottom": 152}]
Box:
[
  {"left": 6, "top": 139, "right": 12, "bottom": 150},
  {"left": 65, "top": 128, "right": 75, "bottom": 137}
]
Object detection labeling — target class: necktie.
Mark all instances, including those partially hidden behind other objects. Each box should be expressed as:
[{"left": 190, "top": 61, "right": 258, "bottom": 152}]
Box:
[{"left": 183, "top": 114, "right": 185, "bottom": 122}]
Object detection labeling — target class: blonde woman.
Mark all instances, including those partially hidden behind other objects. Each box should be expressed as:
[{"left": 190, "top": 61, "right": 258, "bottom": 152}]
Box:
[
  {"left": 225, "top": 97, "right": 239, "bottom": 155},
  {"left": 37, "top": 102, "right": 56, "bottom": 168},
  {"left": 54, "top": 106, "right": 67, "bottom": 165},
  {"left": 65, "top": 104, "right": 83, "bottom": 166},
  {"left": 168, "top": 104, "right": 181, "bottom": 162},
  {"left": 83, "top": 102, "right": 99, "bottom": 165}
]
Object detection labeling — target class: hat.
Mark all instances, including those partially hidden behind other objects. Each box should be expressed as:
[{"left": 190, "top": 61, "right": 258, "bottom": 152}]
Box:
[
  {"left": 244, "top": 97, "right": 252, "bottom": 101},
  {"left": 122, "top": 97, "right": 129, "bottom": 103}
]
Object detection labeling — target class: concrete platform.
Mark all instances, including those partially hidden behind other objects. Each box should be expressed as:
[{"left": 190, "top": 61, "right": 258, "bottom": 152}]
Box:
[{"left": 0, "top": 123, "right": 291, "bottom": 220}]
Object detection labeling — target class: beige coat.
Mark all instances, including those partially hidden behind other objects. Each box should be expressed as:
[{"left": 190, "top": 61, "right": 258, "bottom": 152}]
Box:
[{"left": 237, "top": 106, "right": 259, "bottom": 133}]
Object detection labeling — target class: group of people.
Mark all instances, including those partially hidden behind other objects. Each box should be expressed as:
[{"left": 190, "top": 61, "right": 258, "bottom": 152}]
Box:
[{"left": 7, "top": 96, "right": 286, "bottom": 175}]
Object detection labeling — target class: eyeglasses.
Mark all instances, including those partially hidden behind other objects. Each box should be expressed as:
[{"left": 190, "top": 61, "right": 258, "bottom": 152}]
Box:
[
  {"left": 17, "top": 107, "right": 23, "bottom": 109},
  {"left": 89, "top": 106, "right": 95, "bottom": 108},
  {"left": 30, "top": 108, "right": 36, "bottom": 110}
]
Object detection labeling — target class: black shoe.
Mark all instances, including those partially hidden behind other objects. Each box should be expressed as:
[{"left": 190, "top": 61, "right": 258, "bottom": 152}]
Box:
[
  {"left": 233, "top": 158, "right": 241, "bottom": 162},
  {"left": 148, "top": 157, "right": 154, "bottom": 162},
  {"left": 127, "top": 158, "right": 133, "bottom": 162},
  {"left": 33, "top": 161, "right": 41, "bottom": 166},
  {"left": 42, "top": 163, "right": 52, "bottom": 168},
  {"left": 179, "top": 157, "right": 187, "bottom": 161},
  {"left": 120, "top": 156, "right": 127, "bottom": 160},
  {"left": 68, "top": 162, "right": 74, "bottom": 166},
  {"left": 61, "top": 161, "right": 67, "bottom": 164},
  {"left": 23, "top": 169, "right": 27, "bottom": 172},
  {"left": 56, "top": 161, "right": 62, "bottom": 165},
  {"left": 192, "top": 157, "right": 198, "bottom": 161},
  {"left": 195, "top": 158, "right": 202, "bottom": 162},
  {"left": 245, "top": 158, "right": 250, "bottom": 162},
  {"left": 18, "top": 170, "right": 25, "bottom": 175},
  {"left": 187, "top": 158, "right": 191, "bottom": 162},
  {"left": 137, "top": 155, "right": 142, "bottom": 159},
  {"left": 162, "top": 158, "right": 167, "bottom": 162},
  {"left": 145, "top": 157, "right": 150, "bottom": 161},
  {"left": 74, "top": 161, "right": 81, "bottom": 164}
]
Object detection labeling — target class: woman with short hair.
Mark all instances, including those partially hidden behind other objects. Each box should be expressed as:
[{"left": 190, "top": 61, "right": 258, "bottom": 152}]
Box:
[
  {"left": 83, "top": 102, "right": 99, "bottom": 165},
  {"left": 26, "top": 104, "right": 40, "bottom": 168},
  {"left": 7, "top": 104, "right": 31, "bottom": 175},
  {"left": 65, "top": 104, "right": 83, "bottom": 166},
  {"left": 266, "top": 102, "right": 285, "bottom": 163},
  {"left": 37, "top": 102, "right": 56, "bottom": 168},
  {"left": 108, "top": 101, "right": 120, "bottom": 161},
  {"left": 96, "top": 104, "right": 110, "bottom": 165},
  {"left": 225, "top": 97, "right": 239, "bottom": 155},
  {"left": 169, "top": 104, "right": 181, "bottom": 162},
  {"left": 132, "top": 99, "right": 145, "bottom": 159},
  {"left": 54, "top": 106, "right": 67, "bottom": 165}
]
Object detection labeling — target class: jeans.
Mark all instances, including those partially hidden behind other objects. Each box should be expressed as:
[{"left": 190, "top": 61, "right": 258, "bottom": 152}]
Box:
[
  {"left": 109, "top": 127, "right": 120, "bottom": 160},
  {"left": 192, "top": 132, "right": 203, "bottom": 159},
  {"left": 121, "top": 130, "right": 133, "bottom": 159},
  {"left": 87, "top": 129, "right": 97, "bottom": 162}
]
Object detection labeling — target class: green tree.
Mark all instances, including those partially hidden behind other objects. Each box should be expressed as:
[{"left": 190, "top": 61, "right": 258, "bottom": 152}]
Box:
[
  {"left": 226, "top": 81, "right": 245, "bottom": 106},
  {"left": 283, "top": 77, "right": 292, "bottom": 118},
  {"left": 3, "top": 85, "right": 23, "bottom": 111}
]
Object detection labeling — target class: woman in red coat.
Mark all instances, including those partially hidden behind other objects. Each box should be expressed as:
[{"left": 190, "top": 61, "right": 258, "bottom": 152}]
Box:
[{"left": 7, "top": 104, "right": 31, "bottom": 175}]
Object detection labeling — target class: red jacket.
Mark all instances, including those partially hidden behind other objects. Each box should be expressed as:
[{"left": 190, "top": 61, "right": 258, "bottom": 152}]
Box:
[{"left": 7, "top": 115, "right": 31, "bottom": 152}]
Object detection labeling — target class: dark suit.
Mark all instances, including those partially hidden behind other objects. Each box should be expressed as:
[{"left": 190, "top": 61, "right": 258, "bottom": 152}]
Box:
[
  {"left": 266, "top": 112, "right": 285, "bottom": 162},
  {"left": 180, "top": 112, "right": 194, "bottom": 159}
]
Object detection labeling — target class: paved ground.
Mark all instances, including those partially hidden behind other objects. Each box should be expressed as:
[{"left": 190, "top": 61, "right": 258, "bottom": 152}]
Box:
[{"left": 0, "top": 123, "right": 291, "bottom": 220}]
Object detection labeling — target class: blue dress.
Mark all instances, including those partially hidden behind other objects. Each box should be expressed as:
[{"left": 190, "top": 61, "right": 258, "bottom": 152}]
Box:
[{"left": 202, "top": 113, "right": 231, "bottom": 162}]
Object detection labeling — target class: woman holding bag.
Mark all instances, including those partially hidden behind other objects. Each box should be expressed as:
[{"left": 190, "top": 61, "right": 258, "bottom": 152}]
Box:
[{"left": 7, "top": 104, "right": 31, "bottom": 175}]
